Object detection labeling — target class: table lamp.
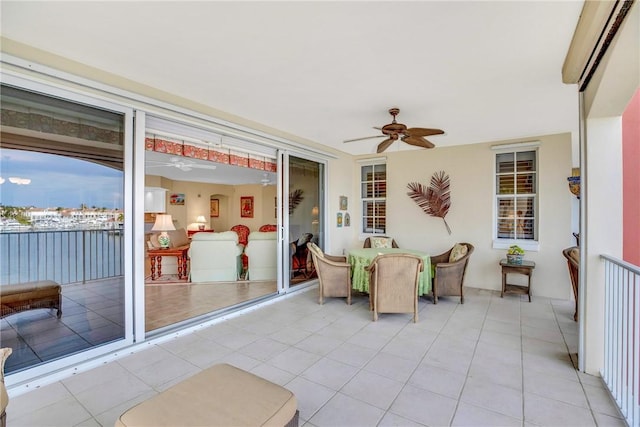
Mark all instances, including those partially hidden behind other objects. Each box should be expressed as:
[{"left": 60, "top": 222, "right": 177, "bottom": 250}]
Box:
[
  {"left": 196, "top": 215, "right": 207, "bottom": 231},
  {"left": 152, "top": 214, "right": 175, "bottom": 248}
]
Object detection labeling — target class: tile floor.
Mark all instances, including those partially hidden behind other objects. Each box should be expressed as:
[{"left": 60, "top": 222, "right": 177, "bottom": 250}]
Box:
[
  {"left": 1, "top": 279, "right": 125, "bottom": 373},
  {"left": 6, "top": 287, "right": 625, "bottom": 427}
]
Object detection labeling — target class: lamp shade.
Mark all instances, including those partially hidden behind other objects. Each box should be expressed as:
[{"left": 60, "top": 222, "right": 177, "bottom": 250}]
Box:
[
  {"left": 151, "top": 214, "right": 176, "bottom": 232},
  {"left": 196, "top": 215, "right": 206, "bottom": 223}
]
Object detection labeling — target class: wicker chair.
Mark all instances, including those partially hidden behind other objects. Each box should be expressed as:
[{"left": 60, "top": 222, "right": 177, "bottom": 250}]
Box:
[
  {"left": 365, "top": 253, "right": 423, "bottom": 323},
  {"left": 563, "top": 246, "right": 579, "bottom": 321},
  {"left": 363, "top": 236, "right": 399, "bottom": 248},
  {"left": 307, "top": 242, "right": 351, "bottom": 305},
  {"left": 430, "top": 243, "right": 474, "bottom": 304},
  {"left": 1, "top": 348, "right": 12, "bottom": 427}
]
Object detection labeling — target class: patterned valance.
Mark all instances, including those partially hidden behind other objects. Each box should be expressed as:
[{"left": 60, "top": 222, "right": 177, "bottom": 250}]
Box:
[{"left": 145, "top": 135, "right": 277, "bottom": 172}]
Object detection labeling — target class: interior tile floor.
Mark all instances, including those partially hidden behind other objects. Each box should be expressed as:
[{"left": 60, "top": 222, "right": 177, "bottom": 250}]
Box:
[{"left": 6, "top": 287, "right": 625, "bottom": 427}]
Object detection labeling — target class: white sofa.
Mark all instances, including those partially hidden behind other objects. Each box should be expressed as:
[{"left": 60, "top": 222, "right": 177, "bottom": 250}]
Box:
[
  {"left": 244, "top": 231, "right": 277, "bottom": 281},
  {"left": 188, "top": 231, "right": 243, "bottom": 282}
]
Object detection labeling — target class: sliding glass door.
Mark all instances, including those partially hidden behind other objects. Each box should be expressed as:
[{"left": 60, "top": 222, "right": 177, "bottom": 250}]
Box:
[{"left": 286, "top": 155, "right": 324, "bottom": 288}]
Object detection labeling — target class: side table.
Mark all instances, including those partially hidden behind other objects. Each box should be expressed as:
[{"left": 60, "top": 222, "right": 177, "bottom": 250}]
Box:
[
  {"left": 148, "top": 244, "right": 190, "bottom": 280},
  {"left": 500, "top": 259, "right": 535, "bottom": 302}
]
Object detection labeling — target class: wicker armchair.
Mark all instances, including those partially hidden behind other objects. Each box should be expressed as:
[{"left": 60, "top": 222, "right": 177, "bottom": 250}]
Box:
[
  {"left": 365, "top": 253, "right": 423, "bottom": 323},
  {"left": 363, "top": 236, "right": 399, "bottom": 248},
  {"left": 563, "top": 246, "right": 579, "bottom": 321},
  {"left": 1, "top": 348, "right": 12, "bottom": 427},
  {"left": 307, "top": 242, "right": 351, "bottom": 305},
  {"left": 430, "top": 243, "right": 474, "bottom": 304}
]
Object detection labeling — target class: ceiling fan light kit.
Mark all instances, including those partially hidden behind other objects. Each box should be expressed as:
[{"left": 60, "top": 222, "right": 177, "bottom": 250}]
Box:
[
  {"left": 344, "top": 108, "right": 444, "bottom": 153},
  {"left": 146, "top": 156, "right": 218, "bottom": 172}
]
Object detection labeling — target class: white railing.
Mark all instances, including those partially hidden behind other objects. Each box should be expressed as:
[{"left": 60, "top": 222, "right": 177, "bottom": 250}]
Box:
[
  {"left": 0, "top": 229, "right": 124, "bottom": 285},
  {"left": 602, "top": 254, "right": 640, "bottom": 427}
]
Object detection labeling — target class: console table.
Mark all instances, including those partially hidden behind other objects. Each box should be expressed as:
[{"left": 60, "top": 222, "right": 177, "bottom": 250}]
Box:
[
  {"left": 148, "top": 245, "right": 190, "bottom": 280},
  {"left": 500, "top": 259, "right": 535, "bottom": 302}
]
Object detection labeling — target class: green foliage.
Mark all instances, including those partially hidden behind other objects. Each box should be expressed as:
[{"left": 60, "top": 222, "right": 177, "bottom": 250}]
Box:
[{"left": 507, "top": 245, "right": 525, "bottom": 255}]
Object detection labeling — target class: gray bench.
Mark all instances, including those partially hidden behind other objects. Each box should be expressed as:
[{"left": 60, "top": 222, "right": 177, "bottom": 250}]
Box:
[{"left": 0, "top": 280, "right": 62, "bottom": 319}]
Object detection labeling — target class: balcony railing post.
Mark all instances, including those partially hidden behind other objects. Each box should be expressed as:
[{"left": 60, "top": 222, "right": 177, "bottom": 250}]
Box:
[{"left": 601, "top": 254, "right": 640, "bottom": 427}]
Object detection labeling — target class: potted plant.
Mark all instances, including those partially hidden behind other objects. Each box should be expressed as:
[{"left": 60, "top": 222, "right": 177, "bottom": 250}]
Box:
[{"left": 507, "top": 245, "right": 525, "bottom": 265}]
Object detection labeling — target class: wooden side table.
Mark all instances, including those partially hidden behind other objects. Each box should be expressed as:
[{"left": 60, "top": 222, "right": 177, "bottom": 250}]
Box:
[
  {"left": 187, "top": 229, "right": 214, "bottom": 239},
  {"left": 500, "top": 259, "right": 535, "bottom": 302},
  {"left": 148, "top": 244, "right": 190, "bottom": 280}
]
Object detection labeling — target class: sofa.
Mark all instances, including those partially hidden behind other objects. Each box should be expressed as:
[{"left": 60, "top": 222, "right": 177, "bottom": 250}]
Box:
[
  {"left": 244, "top": 231, "right": 277, "bottom": 281},
  {"left": 188, "top": 231, "right": 243, "bottom": 282},
  {"left": 147, "top": 228, "right": 190, "bottom": 276}
]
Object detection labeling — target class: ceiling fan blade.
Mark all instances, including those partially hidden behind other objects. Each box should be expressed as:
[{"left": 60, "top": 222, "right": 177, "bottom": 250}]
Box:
[
  {"left": 343, "top": 135, "right": 385, "bottom": 143},
  {"left": 377, "top": 138, "right": 396, "bottom": 153},
  {"left": 402, "top": 135, "right": 435, "bottom": 149},
  {"left": 405, "top": 127, "right": 444, "bottom": 137},
  {"left": 189, "top": 164, "right": 218, "bottom": 170}
]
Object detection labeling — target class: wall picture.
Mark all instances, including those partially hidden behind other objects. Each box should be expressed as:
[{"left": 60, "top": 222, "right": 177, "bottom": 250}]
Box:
[
  {"left": 210, "top": 198, "right": 220, "bottom": 217},
  {"left": 241, "top": 196, "right": 254, "bottom": 218},
  {"left": 169, "top": 193, "right": 185, "bottom": 205},
  {"left": 337, "top": 212, "right": 343, "bottom": 227},
  {"left": 339, "top": 196, "right": 348, "bottom": 211},
  {"left": 344, "top": 212, "right": 350, "bottom": 227}
]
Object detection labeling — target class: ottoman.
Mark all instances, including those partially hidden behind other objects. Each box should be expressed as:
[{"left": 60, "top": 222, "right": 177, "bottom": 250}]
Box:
[
  {"left": 115, "top": 363, "right": 298, "bottom": 427},
  {"left": 0, "top": 280, "right": 62, "bottom": 319}
]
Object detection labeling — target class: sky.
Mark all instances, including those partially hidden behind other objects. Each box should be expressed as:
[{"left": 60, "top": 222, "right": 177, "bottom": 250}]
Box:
[{"left": 0, "top": 149, "right": 124, "bottom": 210}]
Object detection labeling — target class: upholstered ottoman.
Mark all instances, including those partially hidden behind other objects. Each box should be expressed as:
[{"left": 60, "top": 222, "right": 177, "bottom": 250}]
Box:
[
  {"left": 0, "top": 280, "right": 61, "bottom": 319},
  {"left": 115, "top": 363, "right": 298, "bottom": 427}
]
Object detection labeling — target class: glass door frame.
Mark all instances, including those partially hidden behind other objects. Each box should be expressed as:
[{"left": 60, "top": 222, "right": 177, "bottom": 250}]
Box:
[
  {"left": 279, "top": 150, "right": 327, "bottom": 294},
  {"left": 1, "top": 73, "right": 136, "bottom": 385}
]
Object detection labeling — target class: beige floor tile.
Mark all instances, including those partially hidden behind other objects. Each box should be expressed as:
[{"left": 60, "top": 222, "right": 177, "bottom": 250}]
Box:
[
  {"left": 309, "top": 392, "right": 385, "bottom": 427},
  {"left": 524, "top": 369, "right": 589, "bottom": 408},
  {"left": 363, "top": 351, "right": 421, "bottom": 383},
  {"left": 524, "top": 392, "right": 596, "bottom": 426},
  {"left": 301, "top": 357, "right": 359, "bottom": 390},
  {"left": 341, "top": 370, "right": 404, "bottom": 410},
  {"left": 285, "top": 376, "right": 336, "bottom": 421},
  {"left": 389, "top": 384, "right": 457, "bottom": 426},
  {"left": 408, "top": 362, "right": 467, "bottom": 399},
  {"left": 452, "top": 401, "right": 522, "bottom": 426},
  {"left": 460, "top": 376, "right": 523, "bottom": 419}
]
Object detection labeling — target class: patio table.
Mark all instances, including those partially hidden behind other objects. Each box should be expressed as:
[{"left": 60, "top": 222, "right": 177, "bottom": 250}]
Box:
[{"left": 347, "top": 248, "right": 432, "bottom": 295}]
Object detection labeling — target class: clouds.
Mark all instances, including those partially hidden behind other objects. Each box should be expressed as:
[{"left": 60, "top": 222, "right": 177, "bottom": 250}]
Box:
[{"left": 0, "top": 149, "right": 123, "bottom": 209}]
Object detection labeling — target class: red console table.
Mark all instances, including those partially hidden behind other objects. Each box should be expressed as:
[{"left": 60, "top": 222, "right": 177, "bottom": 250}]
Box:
[{"left": 148, "top": 244, "right": 190, "bottom": 280}]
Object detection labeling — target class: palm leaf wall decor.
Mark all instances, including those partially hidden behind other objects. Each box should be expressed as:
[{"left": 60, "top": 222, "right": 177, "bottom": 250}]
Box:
[
  {"left": 289, "top": 189, "right": 304, "bottom": 214},
  {"left": 406, "top": 170, "right": 452, "bottom": 234}
]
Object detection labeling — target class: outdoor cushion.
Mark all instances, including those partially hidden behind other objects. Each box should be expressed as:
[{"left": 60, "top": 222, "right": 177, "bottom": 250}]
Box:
[
  {"left": 370, "top": 236, "right": 392, "bottom": 248},
  {"left": 449, "top": 243, "right": 468, "bottom": 262}
]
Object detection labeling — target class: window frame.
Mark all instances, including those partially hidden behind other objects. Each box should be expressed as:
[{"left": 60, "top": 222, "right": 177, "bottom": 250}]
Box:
[
  {"left": 492, "top": 144, "right": 540, "bottom": 252},
  {"left": 359, "top": 158, "right": 387, "bottom": 237}
]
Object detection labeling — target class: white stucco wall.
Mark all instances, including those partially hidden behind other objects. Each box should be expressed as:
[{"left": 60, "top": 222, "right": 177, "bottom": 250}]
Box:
[{"left": 352, "top": 133, "right": 574, "bottom": 300}]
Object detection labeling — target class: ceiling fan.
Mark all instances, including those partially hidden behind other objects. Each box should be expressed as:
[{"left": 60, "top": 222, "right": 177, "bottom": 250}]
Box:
[
  {"left": 260, "top": 173, "right": 272, "bottom": 186},
  {"left": 146, "top": 156, "right": 217, "bottom": 172},
  {"left": 344, "top": 108, "right": 444, "bottom": 153}
]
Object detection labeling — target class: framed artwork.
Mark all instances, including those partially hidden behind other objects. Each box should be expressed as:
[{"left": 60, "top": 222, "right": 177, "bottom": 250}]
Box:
[
  {"left": 344, "top": 213, "right": 350, "bottom": 227},
  {"left": 339, "top": 196, "right": 348, "bottom": 211},
  {"left": 241, "top": 196, "right": 254, "bottom": 218},
  {"left": 169, "top": 193, "right": 185, "bottom": 205},
  {"left": 337, "top": 212, "right": 343, "bottom": 227},
  {"left": 210, "top": 198, "right": 220, "bottom": 217}
]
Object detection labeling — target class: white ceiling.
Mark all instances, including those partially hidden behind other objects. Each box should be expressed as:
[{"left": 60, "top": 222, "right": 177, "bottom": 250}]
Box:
[{"left": 1, "top": 1, "right": 583, "bottom": 156}]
